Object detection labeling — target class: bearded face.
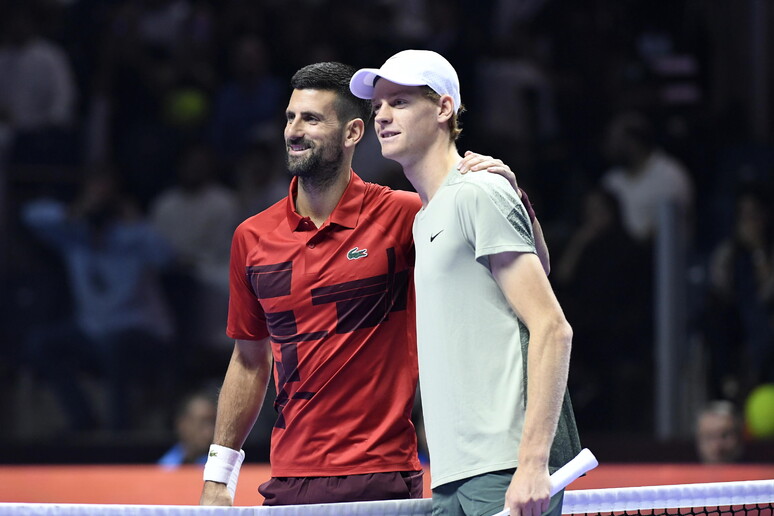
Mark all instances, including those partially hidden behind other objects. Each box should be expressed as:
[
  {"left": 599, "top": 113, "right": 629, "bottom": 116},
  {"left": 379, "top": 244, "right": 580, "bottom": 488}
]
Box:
[
  {"left": 284, "top": 89, "right": 350, "bottom": 191},
  {"left": 285, "top": 131, "right": 345, "bottom": 190}
]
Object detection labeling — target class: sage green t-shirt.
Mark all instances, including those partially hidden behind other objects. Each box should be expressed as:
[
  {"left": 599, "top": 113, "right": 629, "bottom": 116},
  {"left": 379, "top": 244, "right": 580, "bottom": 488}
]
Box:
[{"left": 413, "top": 168, "right": 581, "bottom": 489}]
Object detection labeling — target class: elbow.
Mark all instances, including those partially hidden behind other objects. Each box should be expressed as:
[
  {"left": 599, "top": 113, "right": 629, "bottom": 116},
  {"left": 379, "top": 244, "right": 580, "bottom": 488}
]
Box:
[{"left": 548, "top": 317, "right": 573, "bottom": 351}]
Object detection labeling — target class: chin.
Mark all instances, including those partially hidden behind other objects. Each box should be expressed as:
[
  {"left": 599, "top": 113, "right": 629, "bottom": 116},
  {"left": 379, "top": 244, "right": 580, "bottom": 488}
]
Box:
[{"left": 378, "top": 143, "right": 402, "bottom": 162}]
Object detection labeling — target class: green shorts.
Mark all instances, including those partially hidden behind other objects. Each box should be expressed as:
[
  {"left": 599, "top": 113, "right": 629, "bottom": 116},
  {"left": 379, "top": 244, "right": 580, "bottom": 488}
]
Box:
[{"left": 431, "top": 469, "right": 565, "bottom": 516}]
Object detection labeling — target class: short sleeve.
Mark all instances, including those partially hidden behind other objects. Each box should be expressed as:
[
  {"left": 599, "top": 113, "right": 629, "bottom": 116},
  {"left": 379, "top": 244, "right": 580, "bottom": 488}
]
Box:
[
  {"left": 455, "top": 176, "right": 536, "bottom": 263},
  {"left": 226, "top": 223, "right": 270, "bottom": 340}
]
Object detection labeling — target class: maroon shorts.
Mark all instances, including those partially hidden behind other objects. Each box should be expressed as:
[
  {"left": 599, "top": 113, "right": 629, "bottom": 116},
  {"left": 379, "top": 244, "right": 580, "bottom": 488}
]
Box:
[{"left": 259, "top": 470, "right": 424, "bottom": 506}]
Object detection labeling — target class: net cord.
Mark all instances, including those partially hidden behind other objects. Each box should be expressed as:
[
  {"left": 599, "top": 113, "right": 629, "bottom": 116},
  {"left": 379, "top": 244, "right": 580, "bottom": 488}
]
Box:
[
  {"left": 561, "top": 479, "right": 774, "bottom": 514},
  {"left": 1, "top": 479, "right": 772, "bottom": 516}
]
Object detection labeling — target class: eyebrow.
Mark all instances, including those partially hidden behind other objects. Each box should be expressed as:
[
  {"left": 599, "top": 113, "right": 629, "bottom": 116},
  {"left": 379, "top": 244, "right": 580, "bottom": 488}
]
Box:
[
  {"left": 371, "top": 87, "right": 423, "bottom": 104},
  {"left": 286, "top": 109, "right": 326, "bottom": 119}
]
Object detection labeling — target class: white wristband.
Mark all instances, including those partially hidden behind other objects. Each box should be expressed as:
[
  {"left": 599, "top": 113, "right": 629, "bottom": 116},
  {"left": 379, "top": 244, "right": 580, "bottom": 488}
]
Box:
[
  {"left": 227, "top": 450, "right": 244, "bottom": 499},
  {"left": 203, "top": 444, "right": 245, "bottom": 500}
]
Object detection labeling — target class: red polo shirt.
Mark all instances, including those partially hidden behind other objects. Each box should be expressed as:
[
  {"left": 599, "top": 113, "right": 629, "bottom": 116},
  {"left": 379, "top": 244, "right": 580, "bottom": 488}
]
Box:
[{"left": 228, "top": 171, "right": 422, "bottom": 477}]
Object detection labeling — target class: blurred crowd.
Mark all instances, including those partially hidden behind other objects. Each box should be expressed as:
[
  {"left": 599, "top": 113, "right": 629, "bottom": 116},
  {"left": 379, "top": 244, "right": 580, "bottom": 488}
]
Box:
[{"left": 0, "top": 0, "right": 773, "bottom": 457}]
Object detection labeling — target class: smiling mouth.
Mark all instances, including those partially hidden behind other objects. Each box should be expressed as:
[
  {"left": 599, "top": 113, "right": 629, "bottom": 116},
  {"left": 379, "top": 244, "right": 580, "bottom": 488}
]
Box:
[
  {"left": 287, "top": 142, "right": 312, "bottom": 153},
  {"left": 380, "top": 131, "right": 400, "bottom": 139}
]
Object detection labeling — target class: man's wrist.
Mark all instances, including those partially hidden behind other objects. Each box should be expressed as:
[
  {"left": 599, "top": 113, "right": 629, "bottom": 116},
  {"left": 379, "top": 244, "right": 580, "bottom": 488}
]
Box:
[{"left": 203, "top": 444, "right": 245, "bottom": 499}]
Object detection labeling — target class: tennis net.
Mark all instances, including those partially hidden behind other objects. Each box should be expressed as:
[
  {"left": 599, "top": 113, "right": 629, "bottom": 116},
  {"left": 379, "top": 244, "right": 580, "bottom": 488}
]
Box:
[
  {"left": 2, "top": 479, "right": 772, "bottom": 516},
  {"left": 561, "top": 479, "right": 773, "bottom": 516}
]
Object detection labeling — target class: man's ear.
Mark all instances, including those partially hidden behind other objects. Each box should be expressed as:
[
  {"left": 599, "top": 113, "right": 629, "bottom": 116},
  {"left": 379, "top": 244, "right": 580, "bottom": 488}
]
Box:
[
  {"left": 344, "top": 118, "right": 365, "bottom": 148},
  {"left": 437, "top": 94, "right": 455, "bottom": 124}
]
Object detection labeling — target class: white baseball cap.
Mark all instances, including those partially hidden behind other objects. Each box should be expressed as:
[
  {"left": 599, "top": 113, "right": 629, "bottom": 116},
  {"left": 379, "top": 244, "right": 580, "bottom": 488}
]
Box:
[{"left": 349, "top": 49, "right": 462, "bottom": 112}]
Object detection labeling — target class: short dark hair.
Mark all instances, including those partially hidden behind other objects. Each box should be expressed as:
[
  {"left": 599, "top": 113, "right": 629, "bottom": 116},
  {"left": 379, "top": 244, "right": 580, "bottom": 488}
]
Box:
[{"left": 290, "top": 62, "right": 372, "bottom": 125}]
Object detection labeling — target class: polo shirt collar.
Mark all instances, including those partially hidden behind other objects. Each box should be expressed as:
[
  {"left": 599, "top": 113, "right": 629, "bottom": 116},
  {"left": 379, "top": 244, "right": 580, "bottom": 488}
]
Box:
[{"left": 286, "top": 170, "right": 365, "bottom": 231}]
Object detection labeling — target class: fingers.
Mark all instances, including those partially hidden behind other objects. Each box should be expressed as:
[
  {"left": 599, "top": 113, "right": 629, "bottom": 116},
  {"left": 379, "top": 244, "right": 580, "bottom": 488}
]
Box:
[
  {"left": 459, "top": 151, "right": 520, "bottom": 193},
  {"left": 482, "top": 165, "right": 511, "bottom": 175},
  {"left": 458, "top": 151, "right": 505, "bottom": 174},
  {"left": 486, "top": 166, "right": 519, "bottom": 191},
  {"left": 505, "top": 498, "right": 548, "bottom": 516}
]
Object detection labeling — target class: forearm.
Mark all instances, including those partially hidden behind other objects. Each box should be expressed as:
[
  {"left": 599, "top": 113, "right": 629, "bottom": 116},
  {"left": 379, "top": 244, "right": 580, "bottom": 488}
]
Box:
[
  {"left": 201, "top": 339, "right": 271, "bottom": 506},
  {"left": 490, "top": 245, "right": 572, "bottom": 514},
  {"left": 489, "top": 252, "right": 572, "bottom": 464},
  {"left": 518, "top": 319, "right": 572, "bottom": 468},
  {"left": 213, "top": 340, "right": 273, "bottom": 449}
]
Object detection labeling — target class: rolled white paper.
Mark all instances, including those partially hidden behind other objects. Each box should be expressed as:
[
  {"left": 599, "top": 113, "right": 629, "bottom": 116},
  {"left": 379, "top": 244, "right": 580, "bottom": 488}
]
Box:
[
  {"left": 492, "top": 448, "right": 599, "bottom": 516},
  {"left": 549, "top": 448, "right": 598, "bottom": 496}
]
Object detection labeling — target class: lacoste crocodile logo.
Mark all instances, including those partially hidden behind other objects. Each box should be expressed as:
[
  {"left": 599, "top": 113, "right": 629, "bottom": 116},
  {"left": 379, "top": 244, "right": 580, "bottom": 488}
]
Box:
[{"left": 347, "top": 247, "right": 368, "bottom": 260}]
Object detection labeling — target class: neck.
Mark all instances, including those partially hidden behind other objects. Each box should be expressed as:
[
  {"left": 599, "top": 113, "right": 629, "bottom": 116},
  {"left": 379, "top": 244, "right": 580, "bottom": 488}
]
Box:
[
  {"left": 402, "top": 139, "right": 461, "bottom": 205},
  {"left": 295, "top": 165, "right": 352, "bottom": 227}
]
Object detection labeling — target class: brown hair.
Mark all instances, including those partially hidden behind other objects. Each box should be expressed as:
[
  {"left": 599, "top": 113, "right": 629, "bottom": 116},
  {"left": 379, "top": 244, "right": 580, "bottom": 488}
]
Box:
[{"left": 421, "top": 86, "right": 465, "bottom": 142}]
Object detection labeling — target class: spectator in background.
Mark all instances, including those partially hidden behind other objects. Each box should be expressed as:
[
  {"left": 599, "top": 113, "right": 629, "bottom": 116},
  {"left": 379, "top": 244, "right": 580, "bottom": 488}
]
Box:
[
  {"left": 0, "top": 5, "right": 78, "bottom": 165},
  {"left": 601, "top": 111, "right": 694, "bottom": 243},
  {"left": 695, "top": 400, "right": 744, "bottom": 464},
  {"left": 150, "top": 143, "right": 239, "bottom": 379},
  {"left": 95, "top": 1, "right": 184, "bottom": 205},
  {"left": 159, "top": 388, "right": 217, "bottom": 467},
  {"left": 209, "top": 34, "right": 283, "bottom": 163},
  {"left": 151, "top": 143, "right": 238, "bottom": 294},
  {"left": 473, "top": 22, "right": 559, "bottom": 178},
  {"left": 555, "top": 188, "right": 652, "bottom": 432},
  {"left": 21, "top": 169, "right": 175, "bottom": 433},
  {"left": 705, "top": 184, "right": 774, "bottom": 399}
]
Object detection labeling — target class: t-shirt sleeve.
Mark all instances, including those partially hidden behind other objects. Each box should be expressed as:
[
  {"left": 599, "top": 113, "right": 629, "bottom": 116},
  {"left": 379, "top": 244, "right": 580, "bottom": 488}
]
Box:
[
  {"left": 226, "top": 223, "right": 269, "bottom": 340},
  {"left": 455, "top": 176, "right": 536, "bottom": 263}
]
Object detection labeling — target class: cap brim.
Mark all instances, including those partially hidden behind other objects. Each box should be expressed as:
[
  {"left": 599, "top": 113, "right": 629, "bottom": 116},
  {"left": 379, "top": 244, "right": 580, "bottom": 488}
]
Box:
[
  {"left": 350, "top": 67, "right": 428, "bottom": 100},
  {"left": 350, "top": 68, "right": 380, "bottom": 100}
]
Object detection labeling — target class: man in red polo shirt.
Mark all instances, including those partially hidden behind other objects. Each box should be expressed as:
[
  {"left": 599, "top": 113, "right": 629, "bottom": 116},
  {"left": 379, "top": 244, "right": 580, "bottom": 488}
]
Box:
[{"left": 200, "top": 62, "right": 541, "bottom": 507}]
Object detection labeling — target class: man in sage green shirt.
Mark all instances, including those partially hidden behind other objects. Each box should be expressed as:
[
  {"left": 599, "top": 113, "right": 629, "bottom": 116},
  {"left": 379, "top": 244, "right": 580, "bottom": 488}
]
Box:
[{"left": 351, "top": 50, "right": 581, "bottom": 516}]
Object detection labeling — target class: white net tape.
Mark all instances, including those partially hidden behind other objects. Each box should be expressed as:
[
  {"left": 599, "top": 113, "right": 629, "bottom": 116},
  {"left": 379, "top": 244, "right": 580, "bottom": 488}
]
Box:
[
  {"left": 562, "top": 479, "right": 774, "bottom": 514},
  {"left": 2, "top": 480, "right": 772, "bottom": 516}
]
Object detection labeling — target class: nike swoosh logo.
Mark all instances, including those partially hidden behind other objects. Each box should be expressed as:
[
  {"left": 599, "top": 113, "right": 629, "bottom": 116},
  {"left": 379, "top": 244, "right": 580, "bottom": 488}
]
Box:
[{"left": 430, "top": 230, "right": 444, "bottom": 242}]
